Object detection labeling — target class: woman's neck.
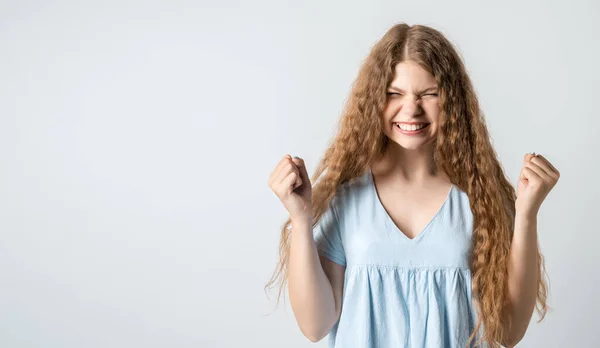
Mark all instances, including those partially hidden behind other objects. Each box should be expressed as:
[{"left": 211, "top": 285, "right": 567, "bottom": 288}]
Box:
[{"left": 372, "top": 143, "right": 448, "bottom": 185}]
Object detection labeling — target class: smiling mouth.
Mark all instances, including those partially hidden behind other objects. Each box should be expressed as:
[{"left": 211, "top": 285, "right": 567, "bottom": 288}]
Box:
[{"left": 394, "top": 123, "right": 430, "bottom": 131}]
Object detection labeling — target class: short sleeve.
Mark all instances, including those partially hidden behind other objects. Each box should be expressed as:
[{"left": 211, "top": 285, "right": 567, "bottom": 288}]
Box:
[{"left": 313, "top": 197, "right": 346, "bottom": 267}]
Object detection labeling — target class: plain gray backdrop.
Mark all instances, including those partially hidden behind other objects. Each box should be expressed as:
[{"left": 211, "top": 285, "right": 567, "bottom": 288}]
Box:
[{"left": 1, "top": 0, "right": 598, "bottom": 347}]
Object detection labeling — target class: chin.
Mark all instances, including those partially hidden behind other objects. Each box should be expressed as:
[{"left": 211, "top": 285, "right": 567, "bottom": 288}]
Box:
[
  {"left": 387, "top": 134, "right": 434, "bottom": 150},
  {"left": 386, "top": 126, "right": 436, "bottom": 151},
  {"left": 395, "top": 142, "right": 428, "bottom": 150}
]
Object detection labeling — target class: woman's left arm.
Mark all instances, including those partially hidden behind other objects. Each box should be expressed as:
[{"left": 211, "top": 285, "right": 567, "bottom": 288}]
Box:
[{"left": 503, "top": 153, "right": 560, "bottom": 347}]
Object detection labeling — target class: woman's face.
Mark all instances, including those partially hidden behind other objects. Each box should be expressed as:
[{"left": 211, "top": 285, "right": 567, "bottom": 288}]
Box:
[{"left": 382, "top": 61, "right": 441, "bottom": 151}]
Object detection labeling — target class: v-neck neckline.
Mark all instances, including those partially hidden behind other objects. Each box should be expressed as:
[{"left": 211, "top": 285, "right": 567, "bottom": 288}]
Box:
[{"left": 367, "top": 167, "right": 454, "bottom": 242}]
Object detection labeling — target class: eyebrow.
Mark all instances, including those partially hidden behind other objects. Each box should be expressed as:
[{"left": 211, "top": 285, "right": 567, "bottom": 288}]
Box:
[{"left": 388, "top": 86, "right": 438, "bottom": 93}]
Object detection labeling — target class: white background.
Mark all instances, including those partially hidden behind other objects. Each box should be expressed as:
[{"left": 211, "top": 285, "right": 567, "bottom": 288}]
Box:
[{"left": 1, "top": 0, "right": 598, "bottom": 347}]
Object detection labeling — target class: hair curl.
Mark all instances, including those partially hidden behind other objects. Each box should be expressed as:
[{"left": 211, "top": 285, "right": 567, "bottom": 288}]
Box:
[{"left": 265, "top": 23, "right": 549, "bottom": 347}]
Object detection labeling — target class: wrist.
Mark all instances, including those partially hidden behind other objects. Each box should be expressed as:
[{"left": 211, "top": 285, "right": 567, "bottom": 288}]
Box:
[
  {"left": 515, "top": 201, "right": 539, "bottom": 220},
  {"left": 515, "top": 209, "right": 538, "bottom": 224},
  {"left": 290, "top": 215, "right": 313, "bottom": 230}
]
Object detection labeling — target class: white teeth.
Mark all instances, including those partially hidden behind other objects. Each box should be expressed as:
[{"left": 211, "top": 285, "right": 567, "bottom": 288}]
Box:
[{"left": 396, "top": 123, "right": 427, "bottom": 131}]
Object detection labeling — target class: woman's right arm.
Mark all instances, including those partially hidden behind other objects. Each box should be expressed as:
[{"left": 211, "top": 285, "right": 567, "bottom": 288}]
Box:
[
  {"left": 287, "top": 219, "right": 346, "bottom": 343},
  {"left": 268, "top": 154, "right": 345, "bottom": 342}
]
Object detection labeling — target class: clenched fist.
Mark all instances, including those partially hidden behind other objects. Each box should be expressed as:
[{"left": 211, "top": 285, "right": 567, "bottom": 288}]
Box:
[
  {"left": 516, "top": 152, "right": 560, "bottom": 217},
  {"left": 268, "top": 154, "right": 313, "bottom": 225}
]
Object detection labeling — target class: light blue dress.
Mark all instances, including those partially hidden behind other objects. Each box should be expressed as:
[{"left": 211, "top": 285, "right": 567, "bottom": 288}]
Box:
[{"left": 312, "top": 167, "right": 485, "bottom": 348}]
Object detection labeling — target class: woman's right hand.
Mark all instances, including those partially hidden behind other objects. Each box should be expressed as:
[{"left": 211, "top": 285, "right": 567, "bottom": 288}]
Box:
[{"left": 268, "top": 154, "right": 313, "bottom": 225}]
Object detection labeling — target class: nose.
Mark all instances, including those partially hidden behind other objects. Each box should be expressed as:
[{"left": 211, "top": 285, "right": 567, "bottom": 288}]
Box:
[{"left": 401, "top": 97, "right": 423, "bottom": 116}]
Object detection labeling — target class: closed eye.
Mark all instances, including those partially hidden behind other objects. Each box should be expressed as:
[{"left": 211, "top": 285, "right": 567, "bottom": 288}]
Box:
[
  {"left": 386, "top": 92, "right": 438, "bottom": 97},
  {"left": 386, "top": 92, "right": 402, "bottom": 97}
]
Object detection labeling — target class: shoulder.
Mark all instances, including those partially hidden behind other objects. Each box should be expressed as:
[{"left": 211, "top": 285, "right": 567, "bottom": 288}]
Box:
[
  {"left": 450, "top": 184, "right": 472, "bottom": 209},
  {"left": 329, "top": 170, "right": 372, "bottom": 214},
  {"left": 447, "top": 183, "right": 474, "bottom": 231}
]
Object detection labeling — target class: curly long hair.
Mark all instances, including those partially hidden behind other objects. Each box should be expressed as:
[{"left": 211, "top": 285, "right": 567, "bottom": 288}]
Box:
[{"left": 265, "top": 23, "right": 549, "bottom": 347}]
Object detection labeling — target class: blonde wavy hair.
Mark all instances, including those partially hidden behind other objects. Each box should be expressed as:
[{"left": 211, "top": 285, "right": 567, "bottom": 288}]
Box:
[{"left": 265, "top": 23, "right": 549, "bottom": 347}]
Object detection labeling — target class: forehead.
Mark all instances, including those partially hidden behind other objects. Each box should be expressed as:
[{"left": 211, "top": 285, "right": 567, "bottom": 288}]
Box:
[{"left": 390, "top": 61, "right": 436, "bottom": 86}]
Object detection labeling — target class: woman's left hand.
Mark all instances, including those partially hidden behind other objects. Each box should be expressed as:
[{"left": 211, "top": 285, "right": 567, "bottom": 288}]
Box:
[{"left": 516, "top": 152, "right": 560, "bottom": 217}]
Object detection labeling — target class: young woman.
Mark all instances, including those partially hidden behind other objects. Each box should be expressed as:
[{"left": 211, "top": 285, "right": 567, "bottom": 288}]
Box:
[{"left": 266, "top": 23, "right": 559, "bottom": 348}]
